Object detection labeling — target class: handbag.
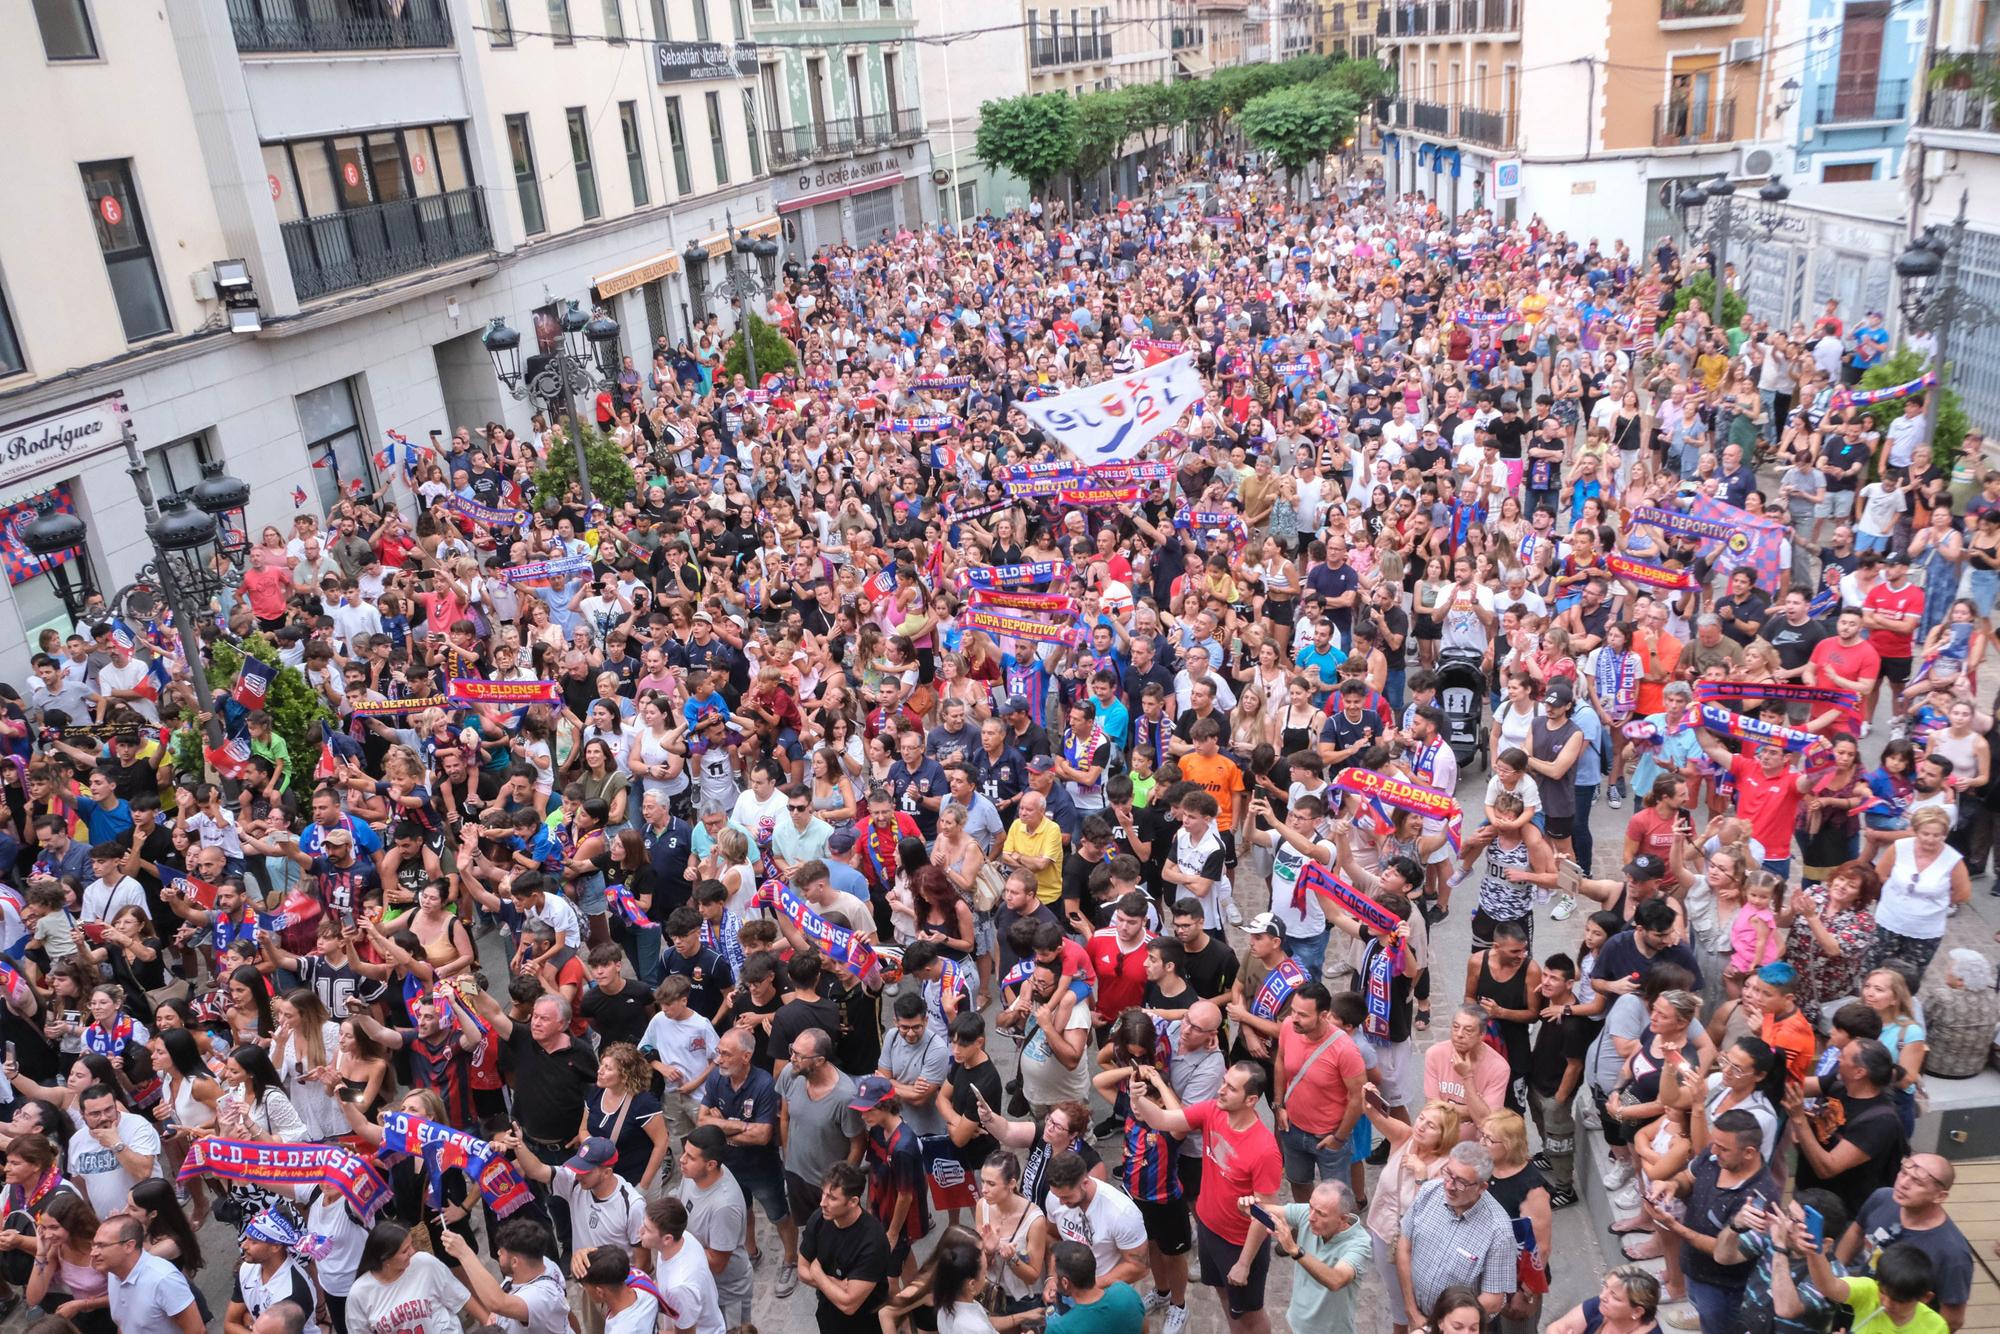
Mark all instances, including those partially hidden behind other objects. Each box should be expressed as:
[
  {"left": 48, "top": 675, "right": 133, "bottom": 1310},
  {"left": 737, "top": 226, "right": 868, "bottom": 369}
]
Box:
[{"left": 970, "top": 861, "right": 1005, "bottom": 914}]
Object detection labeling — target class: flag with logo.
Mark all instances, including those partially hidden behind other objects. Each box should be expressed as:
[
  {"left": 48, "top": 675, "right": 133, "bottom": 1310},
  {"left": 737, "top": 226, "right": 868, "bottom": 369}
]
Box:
[
  {"left": 0, "top": 485, "right": 80, "bottom": 587},
  {"left": 204, "top": 737, "right": 254, "bottom": 780},
  {"left": 1014, "top": 353, "right": 1204, "bottom": 463},
  {"left": 233, "top": 658, "right": 276, "bottom": 712},
  {"left": 919, "top": 1134, "right": 978, "bottom": 1210},
  {"left": 1686, "top": 494, "right": 1787, "bottom": 594},
  {"left": 133, "top": 653, "right": 173, "bottom": 702}
]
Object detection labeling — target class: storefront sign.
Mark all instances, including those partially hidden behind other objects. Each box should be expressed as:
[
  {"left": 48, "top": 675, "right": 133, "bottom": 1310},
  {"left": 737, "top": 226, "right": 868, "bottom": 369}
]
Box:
[
  {"left": 0, "top": 395, "right": 127, "bottom": 491},
  {"left": 1493, "top": 158, "right": 1522, "bottom": 200},
  {"left": 593, "top": 250, "right": 685, "bottom": 299},
  {"left": 776, "top": 153, "right": 909, "bottom": 211},
  {"left": 654, "top": 40, "right": 758, "bottom": 83}
]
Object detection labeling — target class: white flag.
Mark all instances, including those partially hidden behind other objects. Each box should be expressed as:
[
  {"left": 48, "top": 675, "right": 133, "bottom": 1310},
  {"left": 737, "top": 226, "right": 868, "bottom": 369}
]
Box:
[{"left": 1015, "top": 353, "right": 1203, "bottom": 463}]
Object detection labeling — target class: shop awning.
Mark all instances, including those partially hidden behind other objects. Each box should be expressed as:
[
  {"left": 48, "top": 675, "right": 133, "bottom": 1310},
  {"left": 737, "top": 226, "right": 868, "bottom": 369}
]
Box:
[
  {"left": 695, "top": 215, "right": 781, "bottom": 257},
  {"left": 1175, "top": 49, "right": 1213, "bottom": 76},
  {"left": 591, "top": 250, "right": 684, "bottom": 298}
]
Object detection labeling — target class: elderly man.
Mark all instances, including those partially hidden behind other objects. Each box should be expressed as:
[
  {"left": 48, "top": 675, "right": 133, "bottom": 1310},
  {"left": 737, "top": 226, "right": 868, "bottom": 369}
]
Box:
[
  {"left": 470, "top": 988, "right": 599, "bottom": 1244},
  {"left": 1686, "top": 613, "right": 1746, "bottom": 676},
  {"left": 1001, "top": 789, "right": 1065, "bottom": 906},
  {"left": 1271, "top": 1181, "right": 1372, "bottom": 1334},
  {"left": 1422, "top": 1004, "right": 1511, "bottom": 1130},
  {"left": 1396, "top": 1141, "right": 1518, "bottom": 1319},
  {"left": 697, "top": 1027, "right": 790, "bottom": 1279},
  {"left": 1835, "top": 1154, "right": 1974, "bottom": 1332}
]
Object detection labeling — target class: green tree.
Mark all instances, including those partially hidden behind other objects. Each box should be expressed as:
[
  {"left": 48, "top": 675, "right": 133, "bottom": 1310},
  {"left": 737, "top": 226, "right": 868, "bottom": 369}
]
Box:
[
  {"left": 1073, "top": 88, "right": 1136, "bottom": 183},
  {"left": 722, "top": 312, "right": 800, "bottom": 384},
  {"left": 533, "top": 422, "right": 639, "bottom": 509},
  {"left": 1327, "top": 57, "right": 1395, "bottom": 104},
  {"left": 1668, "top": 271, "right": 1747, "bottom": 331},
  {"left": 974, "top": 92, "right": 1081, "bottom": 195},
  {"left": 1860, "top": 347, "right": 1969, "bottom": 478},
  {"left": 1233, "top": 83, "right": 1359, "bottom": 193},
  {"left": 176, "top": 634, "right": 334, "bottom": 790}
]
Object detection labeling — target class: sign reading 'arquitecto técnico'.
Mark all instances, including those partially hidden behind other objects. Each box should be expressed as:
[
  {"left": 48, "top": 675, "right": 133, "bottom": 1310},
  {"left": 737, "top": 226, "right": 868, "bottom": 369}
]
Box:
[
  {"left": 0, "top": 394, "right": 127, "bottom": 490},
  {"left": 654, "top": 40, "right": 759, "bottom": 83}
]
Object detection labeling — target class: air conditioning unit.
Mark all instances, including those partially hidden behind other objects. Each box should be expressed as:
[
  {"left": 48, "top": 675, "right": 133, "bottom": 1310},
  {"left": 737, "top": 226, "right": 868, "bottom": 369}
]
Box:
[
  {"left": 1737, "top": 144, "right": 1779, "bottom": 177},
  {"left": 1729, "top": 36, "right": 1764, "bottom": 63}
]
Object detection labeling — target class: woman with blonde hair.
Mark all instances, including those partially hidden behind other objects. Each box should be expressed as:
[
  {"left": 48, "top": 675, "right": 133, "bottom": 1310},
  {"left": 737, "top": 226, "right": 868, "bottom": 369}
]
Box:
[
  {"left": 1367, "top": 1097, "right": 1461, "bottom": 1334},
  {"left": 1872, "top": 803, "right": 1970, "bottom": 980},
  {"left": 1862, "top": 966, "right": 1928, "bottom": 1136},
  {"left": 582, "top": 1042, "right": 668, "bottom": 1193},
  {"left": 1481, "top": 1110, "right": 1554, "bottom": 1333},
  {"left": 1547, "top": 1264, "right": 1663, "bottom": 1334},
  {"left": 272, "top": 988, "right": 344, "bottom": 1141}
]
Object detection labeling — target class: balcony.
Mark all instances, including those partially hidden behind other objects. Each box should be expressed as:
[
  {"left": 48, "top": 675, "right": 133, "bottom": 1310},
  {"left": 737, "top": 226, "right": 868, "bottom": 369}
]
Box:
[
  {"left": 1410, "top": 99, "right": 1452, "bottom": 133},
  {"left": 1172, "top": 24, "right": 1207, "bottom": 48},
  {"left": 1458, "top": 104, "right": 1516, "bottom": 148},
  {"left": 765, "top": 109, "right": 926, "bottom": 169},
  {"left": 1654, "top": 96, "right": 1736, "bottom": 146},
  {"left": 1814, "top": 77, "right": 1909, "bottom": 126},
  {"left": 1378, "top": 0, "right": 1517, "bottom": 37},
  {"left": 1659, "top": 0, "right": 1743, "bottom": 22},
  {"left": 280, "top": 187, "right": 491, "bottom": 302},
  {"left": 1922, "top": 53, "right": 2000, "bottom": 133},
  {"left": 1030, "top": 32, "right": 1108, "bottom": 66},
  {"left": 227, "top": 0, "right": 452, "bottom": 53}
]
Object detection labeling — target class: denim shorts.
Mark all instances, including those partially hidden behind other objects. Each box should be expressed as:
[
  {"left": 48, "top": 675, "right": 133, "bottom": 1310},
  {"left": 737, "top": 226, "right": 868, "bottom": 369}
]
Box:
[{"left": 1279, "top": 1123, "right": 1353, "bottom": 1186}]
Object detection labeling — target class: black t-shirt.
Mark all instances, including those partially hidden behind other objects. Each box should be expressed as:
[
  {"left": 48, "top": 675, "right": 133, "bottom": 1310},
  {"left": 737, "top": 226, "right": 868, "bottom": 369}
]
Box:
[
  {"left": 948, "top": 1061, "right": 1005, "bottom": 1170},
  {"left": 1375, "top": 604, "right": 1411, "bottom": 671},
  {"left": 770, "top": 994, "right": 843, "bottom": 1067},
  {"left": 1181, "top": 934, "right": 1239, "bottom": 1001},
  {"left": 1061, "top": 851, "right": 1107, "bottom": 929},
  {"left": 578, "top": 980, "right": 654, "bottom": 1049},
  {"left": 1715, "top": 591, "right": 1770, "bottom": 647},
  {"left": 1490, "top": 415, "right": 1527, "bottom": 461},
  {"left": 1594, "top": 929, "right": 1705, "bottom": 989},
  {"left": 1796, "top": 1090, "right": 1906, "bottom": 1216},
  {"left": 1760, "top": 617, "right": 1830, "bottom": 672},
  {"left": 799, "top": 1210, "right": 893, "bottom": 1332},
  {"left": 660, "top": 943, "right": 733, "bottom": 1019},
  {"left": 1821, "top": 436, "right": 1872, "bottom": 490},
  {"left": 1321, "top": 707, "right": 1384, "bottom": 770},
  {"left": 505, "top": 1027, "right": 600, "bottom": 1143}
]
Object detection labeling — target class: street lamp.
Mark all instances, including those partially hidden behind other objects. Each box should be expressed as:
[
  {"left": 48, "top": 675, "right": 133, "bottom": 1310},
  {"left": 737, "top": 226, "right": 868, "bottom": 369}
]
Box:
[
  {"left": 1754, "top": 177, "right": 1791, "bottom": 236},
  {"left": 1895, "top": 190, "right": 1998, "bottom": 449},
  {"left": 482, "top": 298, "right": 621, "bottom": 507},
  {"left": 19, "top": 506, "right": 94, "bottom": 624},
  {"left": 717, "top": 212, "right": 782, "bottom": 388},
  {"left": 17, "top": 411, "right": 244, "bottom": 751},
  {"left": 1678, "top": 174, "right": 1737, "bottom": 300}
]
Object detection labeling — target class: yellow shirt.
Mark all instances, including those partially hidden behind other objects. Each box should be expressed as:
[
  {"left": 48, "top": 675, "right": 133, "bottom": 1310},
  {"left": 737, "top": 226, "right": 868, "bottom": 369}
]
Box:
[
  {"left": 1003, "top": 815, "right": 1065, "bottom": 905},
  {"left": 1843, "top": 1279, "right": 1949, "bottom": 1334}
]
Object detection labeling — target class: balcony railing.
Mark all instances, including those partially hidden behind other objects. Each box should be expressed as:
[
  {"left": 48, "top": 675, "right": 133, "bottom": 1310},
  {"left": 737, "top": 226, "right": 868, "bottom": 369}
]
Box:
[
  {"left": 1031, "top": 31, "right": 1109, "bottom": 65},
  {"left": 1922, "top": 53, "right": 2000, "bottom": 132},
  {"left": 227, "top": 0, "right": 452, "bottom": 52},
  {"left": 1458, "top": 104, "right": 1516, "bottom": 147},
  {"left": 1814, "top": 77, "right": 1910, "bottom": 125},
  {"left": 1654, "top": 96, "right": 1736, "bottom": 146},
  {"left": 1378, "top": 0, "right": 1516, "bottom": 36},
  {"left": 1660, "top": 0, "right": 1743, "bottom": 20},
  {"left": 1171, "top": 24, "right": 1206, "bottom": 48},
  {"left": 281, "top": 187, "right": 491, "bottom": 302},
  {"left": 1411, "top": 99, "right": 1452, "bottom": 133},
  {"left": 765, "top": 109, "right": 927, "bottom": 168}
]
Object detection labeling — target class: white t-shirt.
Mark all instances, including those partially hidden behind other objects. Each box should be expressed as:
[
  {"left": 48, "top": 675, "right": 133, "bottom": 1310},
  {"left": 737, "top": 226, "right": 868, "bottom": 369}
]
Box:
[
  {"left": 295, "top": 1184, "right": 368, "bottom": 1298},
  {"left": 346, "top": 1252, "right": 472, "bottom": 1334},
  {"left": 235, "top": 1257, "right": 320, "bottom": 1334},
  {"left": 95, "top": 657, "right": 160, "bottom": 724},
  {"left": 493, "top": 1259, "right": 568, "bottom": 1334},
  {"left": 729, "top": 787, "right": 789, "bottom": 845},
  {"left": 553, "top": 1172, "right": 646, "bottom": 1254},
  {"left": 639, "top": 1010, "right": 720, "bottom": 1087},
  {"left": 657, "top": 1238, "right": 727, "bottom": 1334},
  {"left": 1266, "top": 837, "right": 1330, "bottom": 939},
  {"left": 1857, "top": 482, "right": 1906, "bottom": 537},
  {"left": 66, "top": 1110, "right": 162, "bottom": 1219},
  {"left": 524, "top": 892, "right": 583, "bottom": 950},
  {"left": 604, "top": 1289, "right": 663, "bottom": 1334},
  {"left": 80, "top": 875, "right": 149, "bottom": 923},
  {"left": 1045, "top": 1180, "right": 1148, "bottom": 1280}
]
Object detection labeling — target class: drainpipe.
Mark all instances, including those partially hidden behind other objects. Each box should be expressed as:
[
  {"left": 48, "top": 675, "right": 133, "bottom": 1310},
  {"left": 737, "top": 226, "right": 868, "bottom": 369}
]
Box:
[{"left": 1576, "top": 56, "right": 1596, "bottom": 161}]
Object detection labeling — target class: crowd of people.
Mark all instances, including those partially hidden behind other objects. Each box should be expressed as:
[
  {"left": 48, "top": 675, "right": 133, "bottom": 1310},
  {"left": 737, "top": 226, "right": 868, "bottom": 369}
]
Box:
[{"left": 0, "top": 155, "right": 1994, "bottom": 1334}]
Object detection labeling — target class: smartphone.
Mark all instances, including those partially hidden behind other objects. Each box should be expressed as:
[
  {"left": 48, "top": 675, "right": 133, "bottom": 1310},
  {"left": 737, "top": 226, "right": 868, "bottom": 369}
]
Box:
[
  {"left": 1801, "top": 1204, "right": 1825, "bottom": 1249},
  {"left": 1248, "top": 1203, "right": 1277, "bottom": 1230},
  {"left": 4, "top": 1041, "right": 15, "bottom": 1066},
  {"left": 63, "top": 1011, "right": 80, "bottom": 1028},
  {"left": 1556, "top": 858, "right": 1583, "bottom": 895}
]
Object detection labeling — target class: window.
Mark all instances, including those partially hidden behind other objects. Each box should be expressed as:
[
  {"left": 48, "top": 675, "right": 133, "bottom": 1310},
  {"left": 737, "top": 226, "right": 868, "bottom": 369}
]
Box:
[
  {"left": 642, "top": 279, "right": 670, "bottom": 348},
  {"left": 297, "top": 380, "right": 374, "bottom": 515},
  {"left": 487, "top": 0, "right": 514, "bottom": 44},
  {"left": 743, "top": 88, "right": 764, "bottom": 176},
  {"left": 1822, "top": 161, "right": 1877, "bottom": 183},
  {"left": 705, "top": 90, "right": 730, "bottom": 185},
  {"left": 549, "top": 0, "right": 572, "bottom": 42},
  {"left": 664, "top": 97, "right": 692, "bottom": 195},
  {"left": 884, "top": 51, "right": 901, "bottom": 122},
  {"left": 729, "top": 0, "right": 746, "bottom": 36},
  {"left": 33, "top": 0, "right": 97, "bottom": 59},
  {"left": 693, "top": 0, "right": 710, "bottom": 40},
  {"left": 603, "top": 0, "right": 626, "bottom": 40},
  {"left": 649, "top": 0, "right": 670, "bottom": 36},
  {"left": 851, "top": 185, "right": 895, "bottom": 238},
  {"left": 567, "top": 107, "right": 601, "bottom": 220},
  {"left": 146, "top": 432, "right": 213, "bottom": 503},
  {"left": 619, "top": 102, "right": 649, "bottom": 206},
  {"left": 80, "top": 161, "right": 170, "bottom": 342},
  {"left": 0, "top": 278, "right": 23, "bottom": 377},
  {"left": 506, "top": 114, "right": 546, "bottom": 235}
]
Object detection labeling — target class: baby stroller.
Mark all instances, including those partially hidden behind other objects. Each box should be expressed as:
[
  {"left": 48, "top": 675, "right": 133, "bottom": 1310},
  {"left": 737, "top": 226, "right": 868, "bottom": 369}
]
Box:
[{"left": 1435, "top": 648, "right": 1488, "bottom": 771}]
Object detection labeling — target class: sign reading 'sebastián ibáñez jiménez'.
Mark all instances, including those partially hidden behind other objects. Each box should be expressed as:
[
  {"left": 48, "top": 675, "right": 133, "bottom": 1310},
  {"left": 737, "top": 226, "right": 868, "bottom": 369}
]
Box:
[
  {"left": 654, "top": 40, "right": 758, "bottom": 83},
  {"left": 0, "top": 395, "right": 127, "bottom": 491}
]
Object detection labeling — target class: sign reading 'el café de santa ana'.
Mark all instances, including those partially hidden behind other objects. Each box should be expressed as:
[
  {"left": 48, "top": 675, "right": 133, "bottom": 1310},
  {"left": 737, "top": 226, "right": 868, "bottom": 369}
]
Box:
[{"left": 776, "top": 154, "right": 910, "bottom": 211}]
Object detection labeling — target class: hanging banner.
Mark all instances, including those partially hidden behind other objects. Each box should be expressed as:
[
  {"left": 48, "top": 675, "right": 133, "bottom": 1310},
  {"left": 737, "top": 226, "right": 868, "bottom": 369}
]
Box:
[
  {"left": 1014, "top": 353, "right": 1203, "bottom": 463},
  {"left": 447, "top": 679, "right": 561, "bottom": 707},
  {"left": 959, "top": 607, "right": 1084, "bottom": 648},
  {"left": 499, "top": 553, "right": 593, "bottom": 587},
  {"left": 1828, "top": 370, "right": 1936, "bottom": 413},
  {"left": 0, "top": 484, "right": 79, "bottom": 587},
  {"left": 1055, "top": 485, "right": 1149, "bottom": 507},
  {"left": 954, "top": 561, "right": 1072, "bottom": 592},
  {"left": 1604, "top": 553, "right": 1698, "bottom": 591},
  {"left": 447, "top": 496, "right": 530, "bottom": 529},
  {"left": 966, "top": 589, "right": 1080, "bottom": 615},
  {"left": 345, "top": 694, "right": 450, "bottom": 717}
]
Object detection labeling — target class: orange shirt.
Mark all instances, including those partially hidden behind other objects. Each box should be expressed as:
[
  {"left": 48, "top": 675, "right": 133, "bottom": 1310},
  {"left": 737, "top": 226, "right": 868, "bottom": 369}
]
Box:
[
  {"left": 1633, "top": 630, "right": 1683, "bottom": 718},
  {"left": 1762, "top": 1006, "right": 1816, "bottom": 1085},
  {"left": 1179, "top": 751, "right": 1245, "bottom": 831}
]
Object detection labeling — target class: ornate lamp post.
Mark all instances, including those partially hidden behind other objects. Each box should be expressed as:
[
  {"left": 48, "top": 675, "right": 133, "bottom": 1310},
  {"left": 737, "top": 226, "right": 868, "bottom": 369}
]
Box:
[
  {"left": 482, "top": 298, "right": 622, "bottom": 507},
  {"left": 1895, "top": 191, "right": 1998, "bottom": 451},
  {"left": 717, "top": 212, "right": 782, "bottom": 387}
]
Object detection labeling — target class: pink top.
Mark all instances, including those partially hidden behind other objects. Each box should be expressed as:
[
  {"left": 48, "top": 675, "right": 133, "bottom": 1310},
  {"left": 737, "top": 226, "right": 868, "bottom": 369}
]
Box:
[
  {"left": 1729, "top": 904, "right": 1783, "bottom": 973},
  {"left": 58, "top": 1252, "right": 106, "bottom": 1301},
  {"left": 1422, "top": 1041, "right": 1512, "bottom": 1134}
]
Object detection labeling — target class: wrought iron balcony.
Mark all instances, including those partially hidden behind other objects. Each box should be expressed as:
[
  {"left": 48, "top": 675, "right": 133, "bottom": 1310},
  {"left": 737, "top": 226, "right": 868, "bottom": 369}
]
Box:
[
  {"left": 280, "top": 187, "right": 491, "bottom": 302},
  {"left": 1922, "top": 53, "right": 2000, "bottom": 133},
  {"left": 1814, "top": 77, "right": 1909, "bottom": 125},
  {"left": 1660, "top": 0, "right": 1743, "bottom": 20},
  {"left": 765, "top": 109, "right": 926, "bottom": 168},
  {"left": 1654, "top": 96, "right": 1736, "bottom": 146},
  {"left": 1457, "top": 104, "right": 1516, "bottom": 148},
  {"left": 1031, "top": 31, "right": 1108, "bottom": 65},
  {"left": 227, "top": 0, "right": 452, "bottom": 53},
  {"left": 1410, "top": 99, "right": 1452, "bottom": 134},
  {"left": 1379, "top": 0, "right": 1514, "bottom": 36}
]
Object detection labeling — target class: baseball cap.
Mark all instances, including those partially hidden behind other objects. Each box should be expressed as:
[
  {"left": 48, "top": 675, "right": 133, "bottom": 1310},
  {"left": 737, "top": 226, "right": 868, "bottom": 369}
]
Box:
[
  {"left": 565, "top": 1137, "right": 619, "bottom": 1173},
  {"left": 1246, "top": 912, "right": 1282, "bottom": 937},
  {"left": 1884, "top": 551, "right": 1910, "bottom": 566},
  {"left": 849, "top": 1074, "right": 896, "bottom": 1111},
  {"left": 827, "top": 828, "right": 859, "bottom": 854},
  {"left": 1026, "top": 754, "right": 1057, "bottom": 774},
  {"left": 1544, "top": 679, "right": 1575, "bottom": 708},
  {"left": 1001, "top": 694, "right": 1031, "bottom": 715},
  {"left": 1625, "top": 853, "right": 1667, "bottom": 882},
  {"left": 693, "top": 610, "right": 715, "bottom": 623}
]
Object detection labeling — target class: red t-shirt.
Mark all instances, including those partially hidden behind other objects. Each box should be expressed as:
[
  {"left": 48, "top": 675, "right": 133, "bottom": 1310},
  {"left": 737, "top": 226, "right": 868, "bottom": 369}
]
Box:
[
  {"left": 1809, "top": 637, "right": 1883, "bottom": 729},
  {"left": 1182, "top": 1100, "right": 1283, "bottom": 1245},
  {"left": 1086, "top": 929, "right": 1150, "bottom": 1021},
  {"left": 1863, "top": 581, "right": 1925, "bottom": 659},
  {"left": 1729, "top": 754, "right": 1805, "bottom": 859},
  {"left": 242, "top": 565, "right": 291, "bottom": 621},
  {"left": 1626, "top": 807, "right": 1677, "bottom": 867},
  {"left": 1276, "top": 1025, "right": 1364, "bottom": 1137}
]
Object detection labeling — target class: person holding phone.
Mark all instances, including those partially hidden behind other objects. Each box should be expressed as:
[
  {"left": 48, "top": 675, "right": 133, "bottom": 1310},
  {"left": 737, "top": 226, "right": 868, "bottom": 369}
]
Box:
[{"left": 1266, "top": 1181, "right": 1371, "bottom": 1334}]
